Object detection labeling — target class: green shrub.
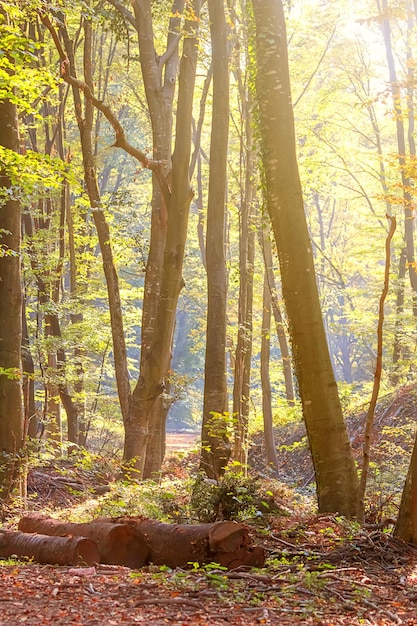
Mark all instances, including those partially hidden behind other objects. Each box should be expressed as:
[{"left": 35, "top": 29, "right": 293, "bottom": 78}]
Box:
[{"left": 190, "top": 471, "right": 260, "bottom": 522}]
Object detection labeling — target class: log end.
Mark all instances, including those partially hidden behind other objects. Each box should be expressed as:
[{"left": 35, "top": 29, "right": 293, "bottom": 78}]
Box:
[{"left": 211, "top": 545, "right": 266, "bottom": 570}]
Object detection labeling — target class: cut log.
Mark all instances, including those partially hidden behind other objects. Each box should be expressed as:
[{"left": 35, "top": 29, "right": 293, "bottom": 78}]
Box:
[
  {"left": 18, "top": 514, "right": 149, "bottom": 568},
  {"left": 18, "top": 515, "right": 265, "bottom": 570},
  {"left": 0, "top": 530, "right": 99, "bottom": 566},
  {"left": 103, "top": 517, "right": 266, "bottom": 569}
]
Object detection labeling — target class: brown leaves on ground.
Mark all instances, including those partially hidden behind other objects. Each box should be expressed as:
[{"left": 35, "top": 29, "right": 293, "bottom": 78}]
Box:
[{"left": 1, "top": 514, "right": 417, "bottom": 625}]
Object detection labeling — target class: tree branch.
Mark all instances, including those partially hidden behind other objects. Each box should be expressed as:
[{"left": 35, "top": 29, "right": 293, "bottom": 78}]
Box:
[
  {"left": 106, "top": 0, "right": 137, "bottom": 30},
  {"left": 39, "top": 11, "right": 171, "bottom": 206}
]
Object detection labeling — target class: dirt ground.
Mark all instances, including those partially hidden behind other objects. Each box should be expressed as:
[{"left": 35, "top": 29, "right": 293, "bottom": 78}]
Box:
[
  {"left": 3, "top": 385, "right": 417, "bottom": 624},
  {"left": 1, "top": 514, "right": 417, "bottom": 625}
]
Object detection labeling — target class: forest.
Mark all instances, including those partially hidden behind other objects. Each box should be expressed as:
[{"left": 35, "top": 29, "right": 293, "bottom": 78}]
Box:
[{"left": 2, "top": 0, "right": 417, "bottom": 623}]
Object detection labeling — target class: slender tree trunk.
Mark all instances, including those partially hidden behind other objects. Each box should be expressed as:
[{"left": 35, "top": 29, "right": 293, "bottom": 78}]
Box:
[
  {"left": 232, "top": 97, "right": 255, "bottom": 467},
  {"left": 379, "top": 0, "right": 417, "bottom": 302},
  {"left": 261, "top": 271, "right": 280, "bottom": 475},
  {"left": 358, "top": 216, "right": 396, "bottom": 521},
  {"left": 128, "top": 1, "right": 201, "bottom": 478},
  {"left": 125, "top": 1, "right": 183, "bottom": 474},
  {"left": 260, "top": 223, "right": 295, "bottom": 405},
  {"left": 392, "top": 247, "right": 408, "bottom": 376},
  {"left": 251, "top": 0, "right": 359, "bottom": 517},
  {"left": 56, "top": 14, "right": 131, "bottom": 434},
  {"left": 200, "top": 0, "right": 231, "bottom": 480},
  {"left": 21, "top": 299, "right": 37, "bottom": 439},
  {"left": 0, "top": 94, "right": 23, "bottom": 498}
]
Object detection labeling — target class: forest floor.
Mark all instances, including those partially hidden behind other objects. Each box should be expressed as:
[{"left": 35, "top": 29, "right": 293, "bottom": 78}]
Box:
[
  {"left": 1, "top": 383, "right": 417, "bottom": 625},
  {"left": 1, "top": 515, "right": 417, "bottom": 625}
]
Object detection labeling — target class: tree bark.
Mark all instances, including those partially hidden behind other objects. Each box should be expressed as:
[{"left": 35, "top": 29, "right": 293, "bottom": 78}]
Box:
[
  {"left": 200, "top": 0, "right": 231, "bottom": 480},
  {"left": 18, "top": 515, "right": 149, "bottom": 568},
  {"left": 124, "top": 0, "right": 184, "bottom": 475},
  {"left": 260, "top": 224, "right": 295, "bottom": 405},
  {"left": 18, "top": 514, "right": 265, "bottom": 569},
  {"left": 379, "top": 0, "right": 417, "bottom": 301},
  {"left": 261, "top": 271, "right": 280, "bottom": 476},
  {"left": 395, "top": 433, "right": 417, "bottom": 545},
  {"left": 138, "top": 0, "right": 202, "bottom": 478},
  {"left": 0, "top": 86, "right": 23, "bottom": 499},
  {"left": 358, "top": 216, "right": 396, "bottom": 520},
  {"left": 232, "top": 86, "right": 255, "bottom": 467},
  {"left": 0, "top": 530, "right": 99, "bottom": 566},
  {"left": 251, "top": 0, "right": 359, "bottom": 517},
  {"left": 21, "top": 299, "right": 37, "bottom": 439},
  {"left": 118, "top": 518, "right": 265, "bottom": 569}
]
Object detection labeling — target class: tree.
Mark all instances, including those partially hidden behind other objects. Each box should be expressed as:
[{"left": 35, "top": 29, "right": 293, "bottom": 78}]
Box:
[
  {"left": 395, "top": 434, "right": 417, "bottom": 545},
  {"left": 0, "top": 11, "right": 23, "bottom": 497},
  {"left": 200, "top": 0, "right": 231, "bottom": 479},
  {"left": 251, "top": 0, "right": 359, "bottom": 517},
  {"left": 260, "top": 268, "right": 280, "bottom": 475},
  {"left": 102, "top": 0, "right": 202, "bottom": 477},
  {"left": 378, "top": 0, "right": 417, "bottom": 308},
  {"left": 229, "top": 2, "right": 256, "bottom": 467}
]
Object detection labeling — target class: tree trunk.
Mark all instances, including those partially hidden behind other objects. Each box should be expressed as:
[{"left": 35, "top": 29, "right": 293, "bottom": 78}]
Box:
[
  {"left": 200, "top": 0, "right": 231, "bottom": 480},
  {"left": 138, "top": 0, "right": 202, "bottom": 478},
  {"left": 379, "top": 0, "right": 417, "bottom": 301},
  {"left": 392, "top": 246, "right": 408, "bottom": 379},
  {"left": 251, "top": 0, "right": 359, "bottom": 517},
  {"left": 232, "top": 91, "right": 255, "bottom": 468},
  {"left": 55, "top": 14, "right": 132, "bottom": 438},
  {"left": 358, "top": 216, "right": 396, "bottom": 520},
  {"left": 0, "top": 531, "right": 99, "bottom": 566},
  {"left": 21, "top": 300, "right": 37, "bottom": 439},
  {"left": 22, "top": 212, "right": 77, "bottom": 449},
  {"left": 124, "top": 1, "right": 183, "bottom": 475},
  {"left": 260, "top": 224, "right": 295, "bottom": 405},
  {"left": 261, "top": 271, "right": 280, "bottom": 476},
  {"left": 0, "top": 91, "right": 23, "bottom": 499},
  {"left": 395, "top": 433, "right": 417, "bottom": 545}
]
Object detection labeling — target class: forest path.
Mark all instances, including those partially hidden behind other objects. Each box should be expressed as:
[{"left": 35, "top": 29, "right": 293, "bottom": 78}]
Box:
[{"left": 165, "top": 432, "right": 199, "bottom": 453}]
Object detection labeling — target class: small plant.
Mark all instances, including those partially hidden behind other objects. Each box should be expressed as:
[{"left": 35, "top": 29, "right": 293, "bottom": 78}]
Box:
[
  {"left": 189, "top": 562, "right": 229, "bottom": 590},
  {"left": 190, "top": 471, "right": 260, "bottom": 522}
]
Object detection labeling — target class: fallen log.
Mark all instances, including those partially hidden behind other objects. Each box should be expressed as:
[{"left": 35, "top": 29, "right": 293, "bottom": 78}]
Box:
[
  {"left": 18, "top": 514, "right": 149, "bottom": 568},
  {"left": 18, "top": 515, "right": 265, "bottom": 569},
  {"left": 103, "top": 517, "right": 266, "bottom": 569},
  {"left": 0, "top": 530, "right": 99, "bottom": 566}
]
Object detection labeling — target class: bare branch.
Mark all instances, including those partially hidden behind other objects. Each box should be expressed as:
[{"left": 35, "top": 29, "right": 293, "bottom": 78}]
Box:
[
  {"left": 106, "top": 0, "right": 137, "bottom": 30},
  {"left": 294, "top": 23, "right": 337, "bottom": 108},
  {"left": 39, "top": 10, "right": 171, "bottom": 207}
]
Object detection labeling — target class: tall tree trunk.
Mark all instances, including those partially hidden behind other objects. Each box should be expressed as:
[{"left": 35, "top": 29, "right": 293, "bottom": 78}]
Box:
[
  {"left": 200, "top": 0, "right": 231, "bottom": 480},
  {"left": 232, "top": 94, "right": 255, "bottom": 467},
  {"left": 260, "top": 223, "right": 295, "bottom": 405},
  {"left": 358, "top": 216, "right": 396, "bottom": 520},
  {"left": 21, "top": 299, "right": 37, "bottom": 439},
  {"left": 0, "top": 92, "right": 23, "bottom": 499},
  {"left": 251, "top": 0, "right": 359, "bottom": 517},
  {"left": 379, "top": 0, "right": 417, "bottom": 302},
  {"left": 55, "top": 14, "right": 131, "bottom": 434},
  {"left": 261, "top": 271, "right": 280, "bottom": 475},
  {"left": 395, "top": 433, "right": 417, "bottom": 545},
  {"left": 105, "top": 0, "right": 182, "bottom": 474},
  {"left": 128, "top": 0, "right": 201, "bottom": 478}
]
